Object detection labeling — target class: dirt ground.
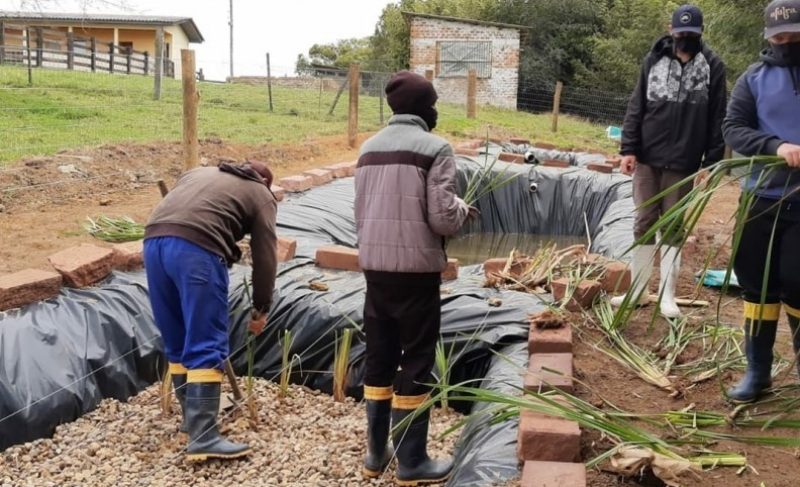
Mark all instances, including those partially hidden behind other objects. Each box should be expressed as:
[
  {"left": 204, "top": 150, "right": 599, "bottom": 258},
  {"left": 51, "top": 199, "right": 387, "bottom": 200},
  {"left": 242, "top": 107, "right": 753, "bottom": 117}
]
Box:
[
  {"left": 0, "top": 134, "right": 375, "bottom": 274},
  {"left": 578, "top": 181, "right": 800, "bottom": 487}
]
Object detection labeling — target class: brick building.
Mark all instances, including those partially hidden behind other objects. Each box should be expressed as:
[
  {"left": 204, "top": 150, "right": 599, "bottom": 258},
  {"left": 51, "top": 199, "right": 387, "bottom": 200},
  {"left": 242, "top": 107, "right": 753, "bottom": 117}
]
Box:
[{"left": 404, "top": 12, "right": 526, "bottom": 109}]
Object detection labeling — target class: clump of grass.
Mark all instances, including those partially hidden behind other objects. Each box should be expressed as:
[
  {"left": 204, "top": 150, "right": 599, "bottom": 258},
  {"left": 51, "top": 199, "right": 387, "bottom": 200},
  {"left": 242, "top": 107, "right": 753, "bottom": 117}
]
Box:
[
  {"left": 279, "top": 329, "right": 294, "bottom": 398},
  {"left": 462, "top": 137, "right": 520, "bottom": 206},
  {"left": 434, "top": 340, "right": 456, "bottom": 410},
  {"left": 333, "top": 328, "right": 353, "bottom": 402},
  {"left": 85, "top": 215, "right": 144, "bottom": 242},
  {"left": 160, "top": 366, "right": 172, "bottom": 415}
]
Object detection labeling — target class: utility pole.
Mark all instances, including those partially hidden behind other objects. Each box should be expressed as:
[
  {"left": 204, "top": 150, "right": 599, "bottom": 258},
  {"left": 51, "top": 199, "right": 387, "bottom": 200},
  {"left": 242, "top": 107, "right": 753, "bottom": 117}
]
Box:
[{"left": 228, "top": 0, "right": 234, "bottom": 81}]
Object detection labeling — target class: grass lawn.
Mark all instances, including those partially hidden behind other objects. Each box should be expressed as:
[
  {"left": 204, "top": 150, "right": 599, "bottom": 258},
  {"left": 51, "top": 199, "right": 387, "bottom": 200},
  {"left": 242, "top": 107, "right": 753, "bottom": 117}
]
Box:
[{"left": 0, "top": 66, "right": 619, "bottom": 165}]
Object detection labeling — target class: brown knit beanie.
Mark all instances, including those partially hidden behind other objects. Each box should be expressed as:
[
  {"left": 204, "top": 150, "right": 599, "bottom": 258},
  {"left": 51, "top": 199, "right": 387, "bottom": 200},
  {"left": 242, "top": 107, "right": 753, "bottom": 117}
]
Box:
[{"left": 385, "top": 71, "right": 439, "bottom": 131}]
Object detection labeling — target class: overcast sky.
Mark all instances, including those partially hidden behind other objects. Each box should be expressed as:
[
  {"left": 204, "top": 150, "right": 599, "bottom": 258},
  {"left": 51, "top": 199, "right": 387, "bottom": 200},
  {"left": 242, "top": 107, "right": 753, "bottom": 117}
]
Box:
[{"left": 0, "top": 0, "right": 392, "bottom": 79}]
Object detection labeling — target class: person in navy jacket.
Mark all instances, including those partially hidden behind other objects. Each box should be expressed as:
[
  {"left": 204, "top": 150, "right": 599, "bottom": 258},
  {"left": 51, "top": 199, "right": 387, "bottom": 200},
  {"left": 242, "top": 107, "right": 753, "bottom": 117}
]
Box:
[{"left": 723, "top": 0, "right": 800, "bottom": 403}]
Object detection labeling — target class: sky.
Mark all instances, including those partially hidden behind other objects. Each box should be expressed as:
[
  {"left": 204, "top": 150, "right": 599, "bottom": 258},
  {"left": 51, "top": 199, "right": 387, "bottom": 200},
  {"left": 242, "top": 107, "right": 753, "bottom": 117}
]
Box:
[{"left": 0, "top": 0, "right": 393, "bottom": 80}]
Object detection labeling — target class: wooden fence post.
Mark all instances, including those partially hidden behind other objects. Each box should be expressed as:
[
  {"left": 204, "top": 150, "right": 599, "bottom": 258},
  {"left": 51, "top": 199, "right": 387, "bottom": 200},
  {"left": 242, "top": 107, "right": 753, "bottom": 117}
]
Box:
[
  {"left": 143, "top": 51, "right": 149, "bottom": 75},
  {"left": 0, "top": 22, "right": 6, "bottom": 65},
  {"left": 108, "top": 42, "right": 115, "bottom": 73},
  {"left": 552, "top": 81, "right": 563, "bottom": 133},
  {"left": 90, "top": 37, "right": 96, "bottom": 72},
  {"left": 126, "top": 50, "right": 131, "bottom": 74},
  {"left": 153, "top": 27, "right": 164, "bottom": 100},
  {"left": 66, "top": 32, "right": 74, "bottom": 70},
  {"left": 425, "top": 69, "right": 434, "bottom": 81},
  {"left": 466, "top": 69, "right": 477, "bottom": 119},
  {"left": 182, "top": 49, "right": 199, "bottom": 171},
  {"left": 35, "top": 27, "right": 43, "bottom": 67},
  {"left": 379, "top": 76, "right": 385, "bottom": 124},
  {"left": 26, "top": 27, "right": 32, "bottom": 85},
  {"left": 266, "top": 52, "right": 273, "bottom": 112},
  {"left": 348, "top": 63, "right": 360, "bottom": 149}
]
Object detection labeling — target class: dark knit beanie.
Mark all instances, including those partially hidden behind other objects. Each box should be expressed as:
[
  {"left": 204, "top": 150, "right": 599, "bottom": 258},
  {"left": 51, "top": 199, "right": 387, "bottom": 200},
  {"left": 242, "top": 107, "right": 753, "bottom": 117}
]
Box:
[{"left": 385, "top": 71, "right": 439, "bottom": 131}]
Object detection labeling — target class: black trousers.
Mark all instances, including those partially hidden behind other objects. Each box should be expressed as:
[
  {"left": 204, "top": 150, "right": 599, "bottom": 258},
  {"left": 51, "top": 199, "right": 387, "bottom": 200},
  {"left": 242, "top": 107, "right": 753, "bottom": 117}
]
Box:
[
  {"left": 363, "top": 271, "right": 441, "bottom": 397},
  {"left": 733, "top": 198, "right": 800, "bottom": 308}
]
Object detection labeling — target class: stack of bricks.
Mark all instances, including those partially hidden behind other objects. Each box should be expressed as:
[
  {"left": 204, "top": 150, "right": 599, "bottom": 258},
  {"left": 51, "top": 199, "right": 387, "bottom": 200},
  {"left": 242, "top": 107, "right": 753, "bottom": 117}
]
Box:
[{"left": 520, "top": 308, "right": 585, "bottom": 486}]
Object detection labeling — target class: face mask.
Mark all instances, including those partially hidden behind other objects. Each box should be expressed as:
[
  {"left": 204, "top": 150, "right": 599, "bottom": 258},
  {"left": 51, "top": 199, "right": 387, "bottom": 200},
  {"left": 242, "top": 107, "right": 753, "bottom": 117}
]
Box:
[
  {"left": 418, "top": 106, "right": 438, "bottom": 131},
  {"left": 674, "top": 36, "right": 702, "bottom": 56},
  {"left": 771, "top": 42, "right": 800, "bottom": 66}
]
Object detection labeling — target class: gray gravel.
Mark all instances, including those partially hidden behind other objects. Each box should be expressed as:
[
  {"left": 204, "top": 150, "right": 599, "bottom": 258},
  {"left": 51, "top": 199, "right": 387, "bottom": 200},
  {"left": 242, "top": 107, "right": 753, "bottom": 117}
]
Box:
[{"left": 0, "top": 380, "right": 461, "bottom": 487}]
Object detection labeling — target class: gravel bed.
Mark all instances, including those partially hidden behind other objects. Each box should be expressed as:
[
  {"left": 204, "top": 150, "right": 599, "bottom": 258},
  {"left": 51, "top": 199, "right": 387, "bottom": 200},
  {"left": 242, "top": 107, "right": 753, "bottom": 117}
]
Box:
[{"left": 0, "top": 379, "right": 462, "bottom": 487}]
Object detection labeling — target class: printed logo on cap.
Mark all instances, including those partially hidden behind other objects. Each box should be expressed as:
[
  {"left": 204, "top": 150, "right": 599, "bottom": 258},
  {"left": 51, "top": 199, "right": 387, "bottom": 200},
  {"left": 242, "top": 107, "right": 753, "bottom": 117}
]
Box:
[
  {"left": 680, "top": 12, "right": 693, "bottom": 24},
  {"left": 771, "top": 5, "right": 798, "bottom": 22}
]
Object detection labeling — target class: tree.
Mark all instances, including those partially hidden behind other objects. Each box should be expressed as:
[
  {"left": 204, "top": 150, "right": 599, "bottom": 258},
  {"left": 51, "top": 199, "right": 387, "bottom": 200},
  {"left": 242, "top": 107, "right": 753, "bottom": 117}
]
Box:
[{"left": 294, "top": 38, "right": 375, "bottom": 74}]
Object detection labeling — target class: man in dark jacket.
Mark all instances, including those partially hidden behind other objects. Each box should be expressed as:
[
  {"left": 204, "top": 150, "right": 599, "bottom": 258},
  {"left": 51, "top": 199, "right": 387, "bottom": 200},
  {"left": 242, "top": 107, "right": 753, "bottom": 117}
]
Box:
[
  {"left": 722, "top": 0, "right": 800, "bottom": 403},
  {"left": 611, "top": 4, "right": 727, "bottom": 319},
  {"left": 354, "top": 71, "right": 472, "bottom": 485},
  {"left": 144, "top": 161, "right": 278, "bottom": 460}
]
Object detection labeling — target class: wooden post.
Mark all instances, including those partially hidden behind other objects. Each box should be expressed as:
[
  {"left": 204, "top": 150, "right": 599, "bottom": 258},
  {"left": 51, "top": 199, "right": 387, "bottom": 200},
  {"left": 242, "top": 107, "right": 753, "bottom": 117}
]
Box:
[
  {"left": 153, "top": 27, "right": 164, "bottom": 100},
  {"left": 90, "top": 37, "right": 96, "bottom": 72},
  {"left": 26, "top": 27, "right": 32, "bottom": 85},
  {"left": 126, "top": 50, "right": 131, "bottom": 74},
  {"left": 0, "top": 22, "right": 6, "bottom": 65},
  {"left": 143, "top": 51, "right": 149, "bottom": 75},
  {"left": 466, "top": 69, "right": 477, "bottom": 119},
  {"left": 552, "top": 81, "right": 564, "bottom": 133},
  {"left": 425, "top": 69, "right": 434, "bottom": 81},
  {"left": 108, "top": 42, "right": 115, "bottom": 73},
  {"left": 157, "top": 180, "right": 169, "bottom": 197},
  {"left": 379, "top": 77, "right": 385, "bottom": 124},
  {"left": 35, "top": 27, "right": 43, "bottom": 67},
  {"left": 347, "top": 63, "right": 360, "bottom": 149},
  {"left": 266, "top": 52, "right": 273, "bottom": 112},
  {"left": 66, "top": 32, "right": 74, "bottom": 70},
  {"left": 182, "top": 49, "right": 199, "bottom": 171}
]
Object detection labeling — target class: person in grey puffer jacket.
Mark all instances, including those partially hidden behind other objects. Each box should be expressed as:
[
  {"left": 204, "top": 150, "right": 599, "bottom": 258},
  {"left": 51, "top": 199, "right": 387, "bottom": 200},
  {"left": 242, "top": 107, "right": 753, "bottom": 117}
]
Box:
[{"left": 354, "top": 70, "right": 473, "bottom": 486}]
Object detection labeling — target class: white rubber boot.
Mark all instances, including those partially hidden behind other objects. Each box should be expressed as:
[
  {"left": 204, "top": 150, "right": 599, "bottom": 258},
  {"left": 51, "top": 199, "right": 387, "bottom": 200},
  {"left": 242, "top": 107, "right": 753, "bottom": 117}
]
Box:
[
  {"left": 610, "top": 244, "right": 655, "bottom": 308},
  {"left": 658, "top": 246, "right": 682, "bottom": 319}
]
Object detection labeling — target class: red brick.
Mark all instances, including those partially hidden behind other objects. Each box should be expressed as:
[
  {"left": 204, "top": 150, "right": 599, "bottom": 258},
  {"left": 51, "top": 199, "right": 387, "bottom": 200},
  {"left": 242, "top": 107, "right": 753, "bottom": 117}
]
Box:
[
  {"left": 524, "top": 353, "right": 574, "bottom": 393},
  {"left": 587, "top": 162, "right": 614, "bottom": 174},
  {"left": 455, "top": 147, "right": 481, "bottom": 157},
  {"left": 550, "top": 278, "right": 601, "bottom": 311},
  {"left": 303, "top": 168, "right": 333, "bottom": 186},
  {"left": 0, "top": 269, "right": 62, "bottom": 311},
  {"left": 279, "top": 175, "right": 313, "bottom": 193},
  {"left": 484, "top": 257, "right": 529, "bottom": 279},
  {"left": 510, "top": 137, "right": 531, "bottom": 145},
  {"left": 529, "top": 324, "right": 573, "bottom": 355},
  {"left": 521, "top": 461, "right": 586, "bottom": 487},
  {"left": 442, "top": 258, "right": 459, "bottom": 281},
  {"left": 112, "top": 240, "right": 144, "bottom": 271},
  {"left": 277, "top": 237, "right": 297, "bottom": 263},
  {"left": 534, "top": 142, "right": 557, "bottom": 151},
  {"left": 517, "top": 405, "right": 581, "bottom": 462},
  {"left": 324, "top": 161, "right": 356, "bottom": 178},
  {"left": 48, "top": 244, "right": 115, "bottom": 288},
  {"left": 541, "top": 159, "right": 571, "bottom": 168},
  {"left": 600, "top": 261, "right": 631, "bottom": 294},
  {"left": 498, "top": 152, "right": 525, "bottom": 164},
  {"left": 271, "top": 185, "right": 286, "bottom": 202},
  {"left": 315, "top": 246, "right": 360, "bottom": 272}
]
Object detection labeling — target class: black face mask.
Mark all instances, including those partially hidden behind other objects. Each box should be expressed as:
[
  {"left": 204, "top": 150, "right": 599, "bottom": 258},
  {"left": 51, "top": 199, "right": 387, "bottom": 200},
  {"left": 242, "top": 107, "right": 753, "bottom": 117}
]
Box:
[
  {"left": 673, "top": 36, "right": 702, "bottom": 56},
  {"left": 771, "top": 42, "right": 800, "bottom": 67},
  {"left": 417, "top": 106, "right": 438, "bottom": 131}
]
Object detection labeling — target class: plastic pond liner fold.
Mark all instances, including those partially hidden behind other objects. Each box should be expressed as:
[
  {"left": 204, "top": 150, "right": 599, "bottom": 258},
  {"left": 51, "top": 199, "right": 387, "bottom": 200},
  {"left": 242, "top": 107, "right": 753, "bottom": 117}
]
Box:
[{"left": 0, "top": 158, "right": 634, "bottom": 485}]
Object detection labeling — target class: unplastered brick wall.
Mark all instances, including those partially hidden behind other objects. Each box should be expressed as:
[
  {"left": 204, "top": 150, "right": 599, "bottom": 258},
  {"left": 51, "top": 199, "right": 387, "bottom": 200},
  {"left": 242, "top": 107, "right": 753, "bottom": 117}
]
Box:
[{"left": 409, "top": 16, "right": 521, "bottom": 109}]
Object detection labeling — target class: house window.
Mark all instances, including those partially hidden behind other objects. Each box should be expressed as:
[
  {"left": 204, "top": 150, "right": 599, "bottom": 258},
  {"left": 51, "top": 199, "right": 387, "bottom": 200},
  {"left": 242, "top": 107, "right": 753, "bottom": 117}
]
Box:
[{"left": 436, "top": 41, "right": 492, "bottom": 78}]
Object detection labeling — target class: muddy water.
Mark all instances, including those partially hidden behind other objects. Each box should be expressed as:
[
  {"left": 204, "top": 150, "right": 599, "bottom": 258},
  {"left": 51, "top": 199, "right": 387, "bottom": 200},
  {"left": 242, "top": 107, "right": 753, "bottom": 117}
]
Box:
[{"left": 446, "top": 233, "right": 587, "bottom": 266}]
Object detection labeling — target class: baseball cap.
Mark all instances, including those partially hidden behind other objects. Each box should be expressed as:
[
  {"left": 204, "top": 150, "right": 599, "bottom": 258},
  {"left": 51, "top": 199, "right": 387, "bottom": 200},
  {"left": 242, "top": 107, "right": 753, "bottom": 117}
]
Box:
[
  {"left": 764, "top": 0, "right": 800, "bottom": 39},
  {"left": 672, "top": 5, "right": 704, "bottom": 35}
]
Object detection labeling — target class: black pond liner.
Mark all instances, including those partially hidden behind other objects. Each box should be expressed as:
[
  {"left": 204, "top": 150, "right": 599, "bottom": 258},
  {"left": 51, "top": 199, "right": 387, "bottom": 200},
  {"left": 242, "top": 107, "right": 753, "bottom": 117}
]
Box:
[{"left": 0, "top": 158, "right": 634, "bottom": 485}]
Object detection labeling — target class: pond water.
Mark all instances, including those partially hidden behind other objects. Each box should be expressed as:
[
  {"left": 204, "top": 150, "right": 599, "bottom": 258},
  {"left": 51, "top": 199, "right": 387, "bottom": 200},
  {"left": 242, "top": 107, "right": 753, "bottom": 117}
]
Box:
[{"left": 446, "top": 233, "right": 587, "bottom": 266}]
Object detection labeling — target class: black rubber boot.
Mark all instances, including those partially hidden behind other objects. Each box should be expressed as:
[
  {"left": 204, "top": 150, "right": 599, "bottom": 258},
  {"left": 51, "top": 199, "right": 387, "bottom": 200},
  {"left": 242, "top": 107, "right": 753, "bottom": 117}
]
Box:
[
  {"left": 362, "top": 399, "right": 394, "bottom": 479},
  {"left": 392, "top": 407, "right": 453, "bottom": 486},
  {"left": 787, "top": 312, "right": 800, "bottom": 378},
  {"left": 185, "top": 382, "right": 250, "bottom": 461},
  {"left": 727, "top": 318, "right": 778, "bottom": 403},
  {"left": 172, "top": 373, "right": 188, "bottom": 434}
]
